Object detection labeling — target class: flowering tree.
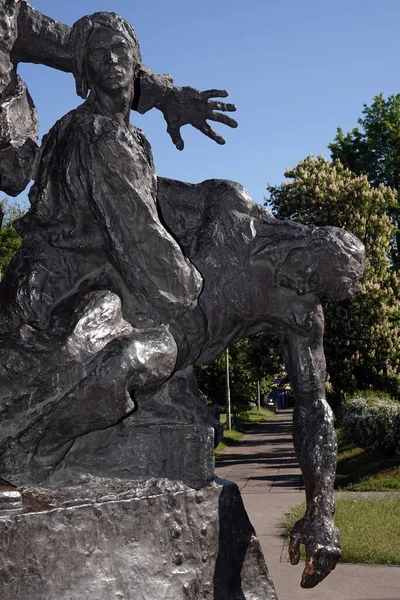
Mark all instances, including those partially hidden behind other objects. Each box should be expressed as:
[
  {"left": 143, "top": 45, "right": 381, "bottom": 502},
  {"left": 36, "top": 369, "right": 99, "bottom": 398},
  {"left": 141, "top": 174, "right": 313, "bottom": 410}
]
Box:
[
  {"left": 329, "top": 94, "right": 400, "bottom": 268},
  {"left": 267, "top": 156, "right": 400, "bottom": 401}
]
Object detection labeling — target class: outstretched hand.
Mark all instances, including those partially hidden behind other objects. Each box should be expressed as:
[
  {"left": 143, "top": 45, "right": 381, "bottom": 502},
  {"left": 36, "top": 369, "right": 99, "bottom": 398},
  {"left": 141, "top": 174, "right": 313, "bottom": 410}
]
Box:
[
  {"left": 289, "top": 513, "right": 341, "bottom": 588},
  {"left": 160, "top": 86, "right": 238, "bottom": 150}
]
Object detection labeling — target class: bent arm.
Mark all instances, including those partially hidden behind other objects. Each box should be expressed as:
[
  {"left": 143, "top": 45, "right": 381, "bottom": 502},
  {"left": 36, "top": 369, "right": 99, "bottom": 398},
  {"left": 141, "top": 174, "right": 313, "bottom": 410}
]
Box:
[
  {"left": 282, "top": 304, "right": 340, "bottom": 588},
  {"left": 0, "top": 0, "right": 72, "bottom": 195},
  {"left": 13, "top": 3, "right": 172, "bottom": 110},
  {"left": 12, "top": 1, "right": 72, "bottom": 72},
  {"left": 13, "top": 3, "right": 170, "bottom": 108},
  {"left": 1, "top": 1, "right": 168, "bottom": 195}
]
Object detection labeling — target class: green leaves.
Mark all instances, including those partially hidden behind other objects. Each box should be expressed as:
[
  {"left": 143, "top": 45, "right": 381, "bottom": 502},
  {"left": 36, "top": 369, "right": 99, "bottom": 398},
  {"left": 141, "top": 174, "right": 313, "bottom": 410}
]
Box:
[
  {"left": 0, "top": 199, "right": 24, "bottom": 278},
  {"left": 329, "top": 94, "right": 400, "bottom": 268},
  {"left": 267, "top": 156, "right": 400, "bottom": 400},
  {"left": 341, "top": 392, "right": 400, "bottom": 455},
  {"left": 195, "top": 338, "right": 281, "bottom": 411}
]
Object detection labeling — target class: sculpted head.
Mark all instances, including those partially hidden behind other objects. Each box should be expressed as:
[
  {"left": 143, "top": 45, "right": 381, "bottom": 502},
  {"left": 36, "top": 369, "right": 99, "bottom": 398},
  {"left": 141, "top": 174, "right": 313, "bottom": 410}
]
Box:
[
  {"left": 71, "top": 12, "right": 142, "bottom": 98},
  {"left": 275, "top": 227, "right": 366, "bottom": 301}
]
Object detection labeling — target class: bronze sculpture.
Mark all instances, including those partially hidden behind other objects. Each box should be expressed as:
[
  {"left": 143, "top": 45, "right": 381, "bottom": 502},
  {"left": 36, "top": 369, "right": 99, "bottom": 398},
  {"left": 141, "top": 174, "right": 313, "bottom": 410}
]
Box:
[{"left": 0, "top": 2, "right": 366, "bottom": 596}]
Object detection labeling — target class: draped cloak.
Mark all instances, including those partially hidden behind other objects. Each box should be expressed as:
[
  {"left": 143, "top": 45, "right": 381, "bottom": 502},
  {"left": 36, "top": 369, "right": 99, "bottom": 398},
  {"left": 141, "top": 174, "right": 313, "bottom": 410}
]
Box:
[{"left": 1, "top": 102, "right": 204, "bottom": 357}]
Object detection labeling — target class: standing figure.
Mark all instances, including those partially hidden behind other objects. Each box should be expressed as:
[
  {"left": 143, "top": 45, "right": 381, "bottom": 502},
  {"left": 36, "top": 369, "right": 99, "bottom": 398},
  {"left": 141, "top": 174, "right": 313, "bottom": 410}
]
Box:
[
  {"left": 0, "top": 9, "right": 239, "bottom": 367},
  {"left": 2, "top": 13, "right": 197, "bottom": 333}
]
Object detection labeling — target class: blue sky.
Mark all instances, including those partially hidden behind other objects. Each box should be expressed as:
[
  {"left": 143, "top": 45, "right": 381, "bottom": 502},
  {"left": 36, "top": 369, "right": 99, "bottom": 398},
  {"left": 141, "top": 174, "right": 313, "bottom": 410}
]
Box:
[{"left": 12, "top": 0, "right": 400, "bottom": 206}]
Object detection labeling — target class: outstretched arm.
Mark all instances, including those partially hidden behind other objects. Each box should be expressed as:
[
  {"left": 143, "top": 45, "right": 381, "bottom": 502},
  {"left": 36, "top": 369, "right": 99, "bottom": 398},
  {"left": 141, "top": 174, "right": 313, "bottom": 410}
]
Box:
[
  {"left": 281, "top": 304, "right": 340, "bottom": 588},
  {"left": 134, "top": 66, "right": 238, "bottom": 150},
  {"left": 14, "top": 5, "right": 237, "bottom": 150},
  {"left": 1, "top": 1, "right": 237, "bottom": 195}
]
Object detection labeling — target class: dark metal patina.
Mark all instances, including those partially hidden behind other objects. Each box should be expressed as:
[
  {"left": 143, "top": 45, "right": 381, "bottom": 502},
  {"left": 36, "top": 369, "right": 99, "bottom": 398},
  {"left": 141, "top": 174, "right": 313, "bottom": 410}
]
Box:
[{"left": 0, "top": 3, "right": 365, "bottom": 596}]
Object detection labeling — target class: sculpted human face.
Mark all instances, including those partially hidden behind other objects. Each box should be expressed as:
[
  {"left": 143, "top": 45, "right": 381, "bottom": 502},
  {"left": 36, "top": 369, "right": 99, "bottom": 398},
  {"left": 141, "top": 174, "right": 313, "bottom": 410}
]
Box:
[{"left": 86, "top": 26, "right": 139, "bottom": 92}]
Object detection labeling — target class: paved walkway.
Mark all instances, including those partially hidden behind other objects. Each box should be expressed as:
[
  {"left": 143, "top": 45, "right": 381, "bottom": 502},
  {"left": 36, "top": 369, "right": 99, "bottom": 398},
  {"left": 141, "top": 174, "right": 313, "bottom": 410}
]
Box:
[{"left": 215, "top": 410, "right": 400, "bottom": 600}]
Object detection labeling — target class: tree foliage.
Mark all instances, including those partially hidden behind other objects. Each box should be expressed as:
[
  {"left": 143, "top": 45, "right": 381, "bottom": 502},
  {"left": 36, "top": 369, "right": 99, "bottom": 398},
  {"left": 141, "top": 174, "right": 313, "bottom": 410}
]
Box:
[
  {"left": 267, "top": 156, "right": 400, "bottom": 400},
  {"left": 329, "top": 94, "right": 400, "bottom": 266},
  {"left": 195, "top": 337, "right": 282, "bottom": 411},
  {"left": 0, "top": 199, "right": 23, "bottom": 277},
  {"left": 245, "top": 333, "right": 282, "bottom": 380}
]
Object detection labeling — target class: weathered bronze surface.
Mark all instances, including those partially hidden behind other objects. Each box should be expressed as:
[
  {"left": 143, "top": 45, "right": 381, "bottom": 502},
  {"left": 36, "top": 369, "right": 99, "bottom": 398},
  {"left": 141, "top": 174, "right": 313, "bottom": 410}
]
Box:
[{"left": 0, "top": 2, "right": 366, "bottom": 595}]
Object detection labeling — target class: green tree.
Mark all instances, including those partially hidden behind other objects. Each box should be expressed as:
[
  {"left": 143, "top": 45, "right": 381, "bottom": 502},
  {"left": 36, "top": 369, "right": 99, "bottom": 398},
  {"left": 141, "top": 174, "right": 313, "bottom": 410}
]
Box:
[
  {"left": 195, "top": 338, "right": 281, "bottom": 411},
  {"left": 267, "top": 156, "right": 400, "bottom": 401},
  {"left": 329, "top": 94, "right": 400, "bottom": 266},
  {"left": 246, "top": 333, "right": 282, "bottom": 382},
  {"left": 0, "top": 199, "right": 23, "bottom": 277},
  {"left": 195, "top": 352, "right": 226, "bottom": 407}
]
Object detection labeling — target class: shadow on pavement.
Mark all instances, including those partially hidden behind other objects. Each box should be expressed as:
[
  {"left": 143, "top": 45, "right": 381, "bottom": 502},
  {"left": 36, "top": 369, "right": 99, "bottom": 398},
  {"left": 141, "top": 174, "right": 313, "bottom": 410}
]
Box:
[
  {"left": 215, "top": 411, "right": 304, "bottom": 490},
  {"left": 246, "top": 474, "right": 303, "bottom": 488},
  {"left": 216, "top": 454, "right": 298, "bottom": 468}
]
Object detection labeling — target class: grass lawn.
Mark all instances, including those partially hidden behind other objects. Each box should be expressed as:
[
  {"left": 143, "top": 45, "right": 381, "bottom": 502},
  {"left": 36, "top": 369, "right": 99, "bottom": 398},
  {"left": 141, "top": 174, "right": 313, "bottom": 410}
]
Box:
[
  {"left": 284, "top": 495, "right": 400, "bottom": 565},
  {"left": 335, "top": 429, "right": 400, "bottom": 491},
  {"left": 215, "top": 407, "right": 275, "bottom": 453}
]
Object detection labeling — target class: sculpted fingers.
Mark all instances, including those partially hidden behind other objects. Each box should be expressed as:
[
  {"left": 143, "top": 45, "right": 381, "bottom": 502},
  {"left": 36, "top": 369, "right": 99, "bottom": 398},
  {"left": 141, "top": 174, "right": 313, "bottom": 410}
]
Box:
[
  {"left": 201, "top": 89, "right": 229, "bottom": 100},
  {"left": 208, "top": 111, "right": 238, "bottom": 128},
  {"left": 288, "top": 530, "right": 301, "bottom": 565},
  {"left": 301, "top": 545, "right": 341, "bottom": 589},
  {"left": 167, "top": 123, "right": 184, "bottom": 151},
  {"left": 194, "top": 122, "right": 226, "bottom": 145},
  {"left": 208, "top": 100, "right": 237, "bottom": 113},
  {"left": 162, "top": 87, "right": 237, "bottom": 146}
]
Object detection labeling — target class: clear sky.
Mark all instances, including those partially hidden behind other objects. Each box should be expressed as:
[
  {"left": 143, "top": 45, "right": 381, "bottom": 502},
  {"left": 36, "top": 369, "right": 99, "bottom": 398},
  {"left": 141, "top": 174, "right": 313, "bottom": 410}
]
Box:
[{"left": 11, "top": 0, "right": 400, "bottom": 206}]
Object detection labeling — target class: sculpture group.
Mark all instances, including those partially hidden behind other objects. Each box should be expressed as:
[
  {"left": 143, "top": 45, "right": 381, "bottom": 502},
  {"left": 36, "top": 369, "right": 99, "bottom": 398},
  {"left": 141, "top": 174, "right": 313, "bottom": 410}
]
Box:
[{"left": 0, "top": 1, "right": 366, "bottom": 595}]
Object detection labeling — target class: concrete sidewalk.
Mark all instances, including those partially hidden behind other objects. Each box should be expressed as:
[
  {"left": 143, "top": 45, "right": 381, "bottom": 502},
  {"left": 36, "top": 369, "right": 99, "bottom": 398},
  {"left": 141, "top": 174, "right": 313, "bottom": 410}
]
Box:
[{"left": 215, "top": 410, "right": 400, "bottom": 600}]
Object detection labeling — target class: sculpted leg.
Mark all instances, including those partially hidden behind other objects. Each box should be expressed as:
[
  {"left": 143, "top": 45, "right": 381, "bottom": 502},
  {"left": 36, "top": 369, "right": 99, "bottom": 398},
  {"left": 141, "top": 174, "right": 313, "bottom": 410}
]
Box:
[
  {"left": 34, "top": 328, "right": 177, "bottom": 465},
  {"left": 281, "top": 304, "right": 340, "bottom": 588}
]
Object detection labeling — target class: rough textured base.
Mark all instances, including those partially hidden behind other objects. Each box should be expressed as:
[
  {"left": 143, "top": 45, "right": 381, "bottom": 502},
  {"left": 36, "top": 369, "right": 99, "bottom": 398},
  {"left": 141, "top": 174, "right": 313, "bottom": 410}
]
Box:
[
  {"left": 0, "top": 477, "right": 277, "bottom": 600},
  {"left": 50, "top": 424, "right": 216, "bottom": 489}
]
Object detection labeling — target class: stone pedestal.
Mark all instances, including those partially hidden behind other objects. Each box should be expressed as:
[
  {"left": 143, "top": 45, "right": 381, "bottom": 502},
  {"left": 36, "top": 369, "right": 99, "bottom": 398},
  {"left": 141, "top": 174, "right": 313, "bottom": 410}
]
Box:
[
  {"left": 0, "top": 478, "right": 277, "bottom": 600},
  {"left": 50, "top": 424, "right": 216, "bottom": 490}
]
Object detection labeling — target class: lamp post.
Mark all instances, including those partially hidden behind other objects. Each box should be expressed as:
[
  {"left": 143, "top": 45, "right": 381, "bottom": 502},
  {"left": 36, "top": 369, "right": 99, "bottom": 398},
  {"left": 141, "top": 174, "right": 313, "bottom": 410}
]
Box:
[{"left": 225, "top": 348, "right": 231, "bottom": 430}]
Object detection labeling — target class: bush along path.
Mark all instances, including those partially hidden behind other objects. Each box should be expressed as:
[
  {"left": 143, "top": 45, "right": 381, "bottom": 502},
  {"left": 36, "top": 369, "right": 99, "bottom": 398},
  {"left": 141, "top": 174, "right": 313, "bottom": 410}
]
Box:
[
  {"left": 336, "top": 390, "right": 400, "bottom": 491},
  {"left": 335, "top": 431, "right": 400, "bottom": 491}
]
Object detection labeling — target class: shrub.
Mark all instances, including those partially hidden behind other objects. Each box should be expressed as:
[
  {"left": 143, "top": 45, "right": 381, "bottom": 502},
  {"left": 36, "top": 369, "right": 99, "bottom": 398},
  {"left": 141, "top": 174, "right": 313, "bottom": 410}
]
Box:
[{"left": 340, "top": 391, "right": 400, "bottom": 455}]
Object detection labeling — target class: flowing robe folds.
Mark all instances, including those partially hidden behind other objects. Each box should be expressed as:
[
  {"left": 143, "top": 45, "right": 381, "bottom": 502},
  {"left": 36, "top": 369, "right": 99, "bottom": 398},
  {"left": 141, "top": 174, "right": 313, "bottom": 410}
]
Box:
[{"left": 1, "top": 102, "right": 203, "bottom": 344}]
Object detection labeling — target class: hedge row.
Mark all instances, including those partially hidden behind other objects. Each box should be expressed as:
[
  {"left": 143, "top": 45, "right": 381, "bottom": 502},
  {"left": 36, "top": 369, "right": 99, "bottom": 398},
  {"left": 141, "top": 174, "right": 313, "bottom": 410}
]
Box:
[{"left": 340, "top": 392, "right": 400, "bottom": 456}]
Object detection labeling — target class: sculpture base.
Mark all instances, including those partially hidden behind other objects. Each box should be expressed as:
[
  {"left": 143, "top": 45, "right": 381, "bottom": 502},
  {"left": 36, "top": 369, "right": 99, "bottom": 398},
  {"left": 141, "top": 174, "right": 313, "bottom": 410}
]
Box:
[
  {"left": 49, "top": 424, "right": 216, "bottom": 490},
  {"left": 0, "top": 477, "right": 277, "bottom": 600}
]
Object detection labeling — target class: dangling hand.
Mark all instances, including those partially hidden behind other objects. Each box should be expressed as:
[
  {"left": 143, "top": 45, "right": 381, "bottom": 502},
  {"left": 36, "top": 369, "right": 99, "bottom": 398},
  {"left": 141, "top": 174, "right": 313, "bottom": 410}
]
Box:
[{"left": 289, "top": 511, "right": 341, "bottom": 588}]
